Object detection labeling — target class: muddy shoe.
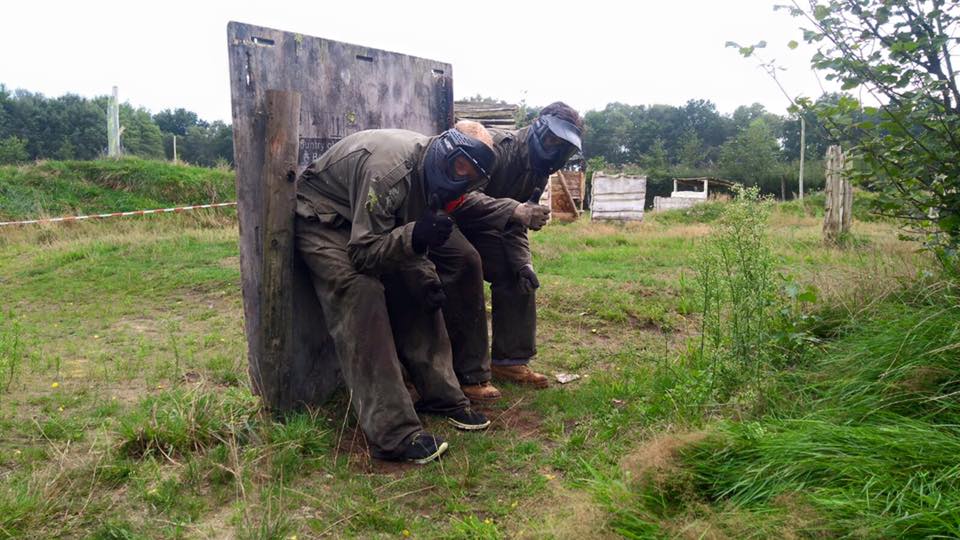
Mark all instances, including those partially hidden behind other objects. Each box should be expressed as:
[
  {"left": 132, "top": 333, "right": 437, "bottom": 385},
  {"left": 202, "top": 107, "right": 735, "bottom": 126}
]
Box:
[
  {"left": 461, "top": 381, "right": 502, "bottom": 404},
  {"left": 491, "top": 364, "right": 549, "bottom": 388},
  {"left": 446, "top": 407, "right": 491, "bottom": 431},
  {"left": 374, "top": 432, "right": 448, "bottom": 464}
]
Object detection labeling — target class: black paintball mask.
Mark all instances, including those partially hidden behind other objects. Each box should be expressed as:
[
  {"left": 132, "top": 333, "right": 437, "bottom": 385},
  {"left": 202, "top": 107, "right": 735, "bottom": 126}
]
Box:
[
  {"left": 527, "top": 114, "right": 583, "bottom": 177},
  {"left": 424, "top": 128, "right": 496, "bottom": 206}
]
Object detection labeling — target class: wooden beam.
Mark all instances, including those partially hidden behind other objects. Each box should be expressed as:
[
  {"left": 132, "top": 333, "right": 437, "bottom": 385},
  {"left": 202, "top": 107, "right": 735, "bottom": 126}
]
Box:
[
  {"left": 555, "top": 170, "right": 581, "bottom": 219},
  {"left": 254, "top": 89, "right": 301, "bottom": 410}
]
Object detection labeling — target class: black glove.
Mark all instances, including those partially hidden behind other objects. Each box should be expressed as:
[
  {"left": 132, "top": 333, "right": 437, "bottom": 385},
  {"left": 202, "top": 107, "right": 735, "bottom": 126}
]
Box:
[
  {"left": 517, "top": 264, "right": 540, "bottom": 295},
  {"left": 424, "top": 280, "right": 447, "bottom": 310},
  {"left": 412, "top": 195, "right": 454, "bottom": 253}
]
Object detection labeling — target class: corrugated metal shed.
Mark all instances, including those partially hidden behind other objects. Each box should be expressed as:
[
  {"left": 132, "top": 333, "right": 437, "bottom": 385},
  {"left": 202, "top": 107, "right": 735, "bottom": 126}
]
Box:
[{"left": 590, "top": 173, "right": 647, "bottom": 221}]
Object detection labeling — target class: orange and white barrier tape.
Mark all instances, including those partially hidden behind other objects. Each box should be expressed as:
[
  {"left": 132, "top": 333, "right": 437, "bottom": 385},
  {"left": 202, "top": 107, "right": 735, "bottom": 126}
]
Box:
[{"left": 0, "top": 202, "right": 237, "bottom": 227}]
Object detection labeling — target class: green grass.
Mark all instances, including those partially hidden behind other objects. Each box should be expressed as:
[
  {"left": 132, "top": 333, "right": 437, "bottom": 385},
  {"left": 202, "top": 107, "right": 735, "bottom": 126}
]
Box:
[
  {"left": 590, "top": 285, "right": 960, "bottom": 538},
  {"left": 0, "top": 166, "right": 947, "bottom": 538},
  {"left": 0, "top": 157, "right": 235, "bottom": 220}
]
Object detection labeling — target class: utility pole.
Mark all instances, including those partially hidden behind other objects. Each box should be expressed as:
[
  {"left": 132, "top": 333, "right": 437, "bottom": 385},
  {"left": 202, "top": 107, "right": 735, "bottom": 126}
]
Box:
[
  {"left": 107, "top": 86, "right": 121, "bottom": 157},
  {"left": 172, "top": 135, "right": 178, "bottom": 163},
  {"left": 798, "top": 115, "right": 806, "bottom": 200}
]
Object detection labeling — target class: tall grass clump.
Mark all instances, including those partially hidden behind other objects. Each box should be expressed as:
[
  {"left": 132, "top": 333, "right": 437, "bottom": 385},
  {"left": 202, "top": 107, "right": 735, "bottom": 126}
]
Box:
[
  {"left": 609, "top": 284, "right": 960, "bottom": 538},
  {"left": 691, "top": 186, "right": 784, "bottom": 401},
  {"left": 117, "top": 387, "right": 259, "bottom": 458},
  {"left": 0, "top": 310, "right": 27, "bottom": 393}
]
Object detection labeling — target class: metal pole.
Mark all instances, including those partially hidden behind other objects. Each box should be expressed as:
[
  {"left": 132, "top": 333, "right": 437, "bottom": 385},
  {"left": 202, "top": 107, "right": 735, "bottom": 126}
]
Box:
[
  {"left": 172, "top": 135, "right": 177, "bottom": 163},
  {"left": 798, "top": 116, "right": 806, "bottom": 200}
]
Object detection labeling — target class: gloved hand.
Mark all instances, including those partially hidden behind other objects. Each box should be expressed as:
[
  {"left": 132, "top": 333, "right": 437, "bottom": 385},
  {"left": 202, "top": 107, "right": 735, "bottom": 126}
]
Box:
[
  {"left": 510, "top": 187, "right": 550, "bottom": 230},
  {"left": 412, "top": 195, "right": 454, "bottom": 253},
  {"left": 424, "top": 280, "right": 447, "bottom": 310},
  {"left": 517, "top": 264, "right": 540, "bottom": 295}
]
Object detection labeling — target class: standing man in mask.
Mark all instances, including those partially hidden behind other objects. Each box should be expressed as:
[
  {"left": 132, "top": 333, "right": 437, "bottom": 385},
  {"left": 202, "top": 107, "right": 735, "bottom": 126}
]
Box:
[
  {"left": 432, "top": 103, "right": 583, "bottom": 399},
  {"left": 294, "top": 122, "right": 496, "bottom": 464}
]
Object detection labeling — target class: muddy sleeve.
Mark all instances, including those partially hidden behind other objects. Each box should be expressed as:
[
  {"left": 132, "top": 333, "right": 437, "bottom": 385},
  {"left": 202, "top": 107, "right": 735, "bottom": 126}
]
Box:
[
  {"left": 452, "top": 191, "right": 521, "bottom": 232},
  {"left": 346, "top": 168, "right": 420, "bottom": 275}
]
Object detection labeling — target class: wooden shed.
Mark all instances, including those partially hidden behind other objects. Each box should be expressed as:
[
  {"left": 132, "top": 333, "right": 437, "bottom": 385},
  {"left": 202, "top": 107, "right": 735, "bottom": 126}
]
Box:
[
  {"left": 590, "top": 172, "right": 647, "bottom": 221},
  {"left": 538, "top": 169, "right": 585, "bottom": 222}
]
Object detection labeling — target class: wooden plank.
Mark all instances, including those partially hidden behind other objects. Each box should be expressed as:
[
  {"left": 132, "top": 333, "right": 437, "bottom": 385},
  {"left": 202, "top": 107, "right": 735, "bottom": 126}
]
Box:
[
  {"left": 591, "top": 173, "right": 647, "bottom": 221},
  {"left": 255, "top": 90, "right": 300, "bottom": 410},
  {"left": 555, "top": 170, "right": 581, "bottom": 219},
  {"left": 227, "top": 22, "right": 454, "bottom": 410}
]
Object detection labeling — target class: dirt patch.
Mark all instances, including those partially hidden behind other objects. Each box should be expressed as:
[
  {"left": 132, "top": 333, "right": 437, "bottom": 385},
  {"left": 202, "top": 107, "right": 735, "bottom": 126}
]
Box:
[
  {"left": 621, "top": 431, "right": 709, "bottom": 481},
  {"left": 898, "top": 366, "right": 952, "bottom": 394},
  {"left": 480, "top": 401, "right": 544, "bottom": 439},
  {"left": 218, "top": 256, "right": 240, "bottom": 270},
  {"left": 772, "top": 492, "right": 828, "bottom": 539},
  {"left": 331, "top": 424, "right": 415, "bottom": 475},
  {"left": 510, "top": 478, "right": 618, "bottom": 539}
]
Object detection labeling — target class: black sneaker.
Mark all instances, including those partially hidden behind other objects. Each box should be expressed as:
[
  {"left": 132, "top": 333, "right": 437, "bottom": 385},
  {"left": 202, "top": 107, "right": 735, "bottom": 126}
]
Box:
[
  {"left": 399, "top": 432, "right": 448, "bottom": 464},
  {"left": 447, "top": 407, "right": 491, "bottom": 431}
]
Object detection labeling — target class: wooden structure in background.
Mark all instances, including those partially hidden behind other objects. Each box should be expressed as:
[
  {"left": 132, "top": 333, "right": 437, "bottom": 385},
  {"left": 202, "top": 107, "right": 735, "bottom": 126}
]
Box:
[
  {"left": 590, "top": 172, "right": 647, "bottom": 221},
  {"left": 823, "top": 145, "right": 852, "bottom": 242},
  {"left": 537, "top": 170, "right": 585, "bottom": 223},
  {"left": 454, "top": 102, "right": 517, "bottom": 130},
  {"left": 227, "top": 22, "right": 454, "bottom": 411},
  {"left": 653, "top": 177, "right": 734, "bottom": 211}
]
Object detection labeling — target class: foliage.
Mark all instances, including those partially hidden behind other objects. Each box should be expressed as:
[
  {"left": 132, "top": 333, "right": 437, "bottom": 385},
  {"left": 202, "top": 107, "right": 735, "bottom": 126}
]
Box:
[
  {"left": 0, "top": 84, "right": 234, "bottom": 165},
  {"left": 693, "top": 186, "right": 784, "bottom": 400},
  {"left": 782, "top": 0, "right": 960, "bottom": 271},
  {"left": 117, "top": 105, "right": 164, "bottom": 159},
  {"left": 0, "top": 136, "right": 28, "bottom": 164},
  {"left": 719, "top": 118, "right": 782, "bottom": 188}
]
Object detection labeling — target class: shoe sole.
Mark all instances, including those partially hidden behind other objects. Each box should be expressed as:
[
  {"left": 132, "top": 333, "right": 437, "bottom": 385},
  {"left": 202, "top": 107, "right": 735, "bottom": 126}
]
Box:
[
  {"left": 410, "top": 441, "right": 449, "bottom": 464},
  {"left": 447, "top": 417, "right": 491, "bottom": 431}
]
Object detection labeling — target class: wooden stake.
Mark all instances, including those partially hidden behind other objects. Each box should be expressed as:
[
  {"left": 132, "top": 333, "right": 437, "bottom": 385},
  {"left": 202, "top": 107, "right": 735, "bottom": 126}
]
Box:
[{"left": 253, "top": 89, "right": 301, "bottom": 409}]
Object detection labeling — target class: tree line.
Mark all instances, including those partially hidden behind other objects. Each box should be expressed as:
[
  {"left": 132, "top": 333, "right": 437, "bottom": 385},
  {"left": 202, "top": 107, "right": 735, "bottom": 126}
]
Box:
[
  {"left": 0, "top": 85, "right": 233, "bottom": 167},
  {"left": 580, "top": 96, "right": 842, "bottom": 198},
  {"left": 2, "top": 83, "right": 837, "bottom": 200}
]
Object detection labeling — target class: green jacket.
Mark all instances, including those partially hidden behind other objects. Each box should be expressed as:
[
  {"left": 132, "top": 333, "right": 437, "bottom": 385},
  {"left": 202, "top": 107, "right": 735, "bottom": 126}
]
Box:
[
  {"left": 296, "top": 129, "right": 444, "bottom": 277},
  {"left": 454, "top": 126, "right": 546, "bottom": 270}
]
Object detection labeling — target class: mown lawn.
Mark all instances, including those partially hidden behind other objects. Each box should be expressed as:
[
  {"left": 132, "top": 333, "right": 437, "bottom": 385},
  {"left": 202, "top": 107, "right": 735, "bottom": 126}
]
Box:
[{"left": 0, "top": 194, "right": 950, "bottom": 539}]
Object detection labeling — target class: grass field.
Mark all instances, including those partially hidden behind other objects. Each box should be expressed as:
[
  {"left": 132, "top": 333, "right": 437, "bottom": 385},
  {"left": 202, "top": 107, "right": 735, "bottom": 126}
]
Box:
[{"left": 1, "top": 160, "right": 956, "bottom": 538}]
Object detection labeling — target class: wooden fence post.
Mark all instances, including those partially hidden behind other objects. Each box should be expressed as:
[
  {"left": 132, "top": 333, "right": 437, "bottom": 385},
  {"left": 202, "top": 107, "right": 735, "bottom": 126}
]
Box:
[
  {"left": 823, "top": 145, "right": 852, "bottom": 243},
  {"left": 250, "top": 89, "right": 300, "bottom": 410}
]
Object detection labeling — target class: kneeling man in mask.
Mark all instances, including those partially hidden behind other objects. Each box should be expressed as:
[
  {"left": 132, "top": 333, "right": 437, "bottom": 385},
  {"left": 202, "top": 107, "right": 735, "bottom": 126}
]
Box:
[{"left": 295, "top": 122, "right": 495, "bottom": 464}]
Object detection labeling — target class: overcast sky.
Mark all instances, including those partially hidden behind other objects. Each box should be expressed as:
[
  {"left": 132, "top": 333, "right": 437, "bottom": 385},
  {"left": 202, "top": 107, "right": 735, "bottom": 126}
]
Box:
[{"left": 2, "top": 0, "right": 832, "bottom": 123}]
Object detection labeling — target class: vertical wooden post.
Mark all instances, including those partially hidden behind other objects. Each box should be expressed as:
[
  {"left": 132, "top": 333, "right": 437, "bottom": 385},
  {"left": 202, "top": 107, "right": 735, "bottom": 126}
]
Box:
[
  {"left": 107, "top": 86, "right": 121, "bottom": 157},
  {"left": 251, "top": 89, "right": 301, "bottom": 410},
  {"left": 798, "top": 116, "right": 806, "bottom": 200},
  {"left": 823, "top": 145, "right": 852, "bottom": 243}
]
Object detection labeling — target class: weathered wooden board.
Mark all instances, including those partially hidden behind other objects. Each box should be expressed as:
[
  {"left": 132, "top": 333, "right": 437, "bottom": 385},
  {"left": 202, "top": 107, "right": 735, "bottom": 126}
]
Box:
[
  {"left": 591, "top": 173, "right": 647, "bottom": 222},
  {"left": 227, "top": 22, "right": 454, "bottom": 410}
]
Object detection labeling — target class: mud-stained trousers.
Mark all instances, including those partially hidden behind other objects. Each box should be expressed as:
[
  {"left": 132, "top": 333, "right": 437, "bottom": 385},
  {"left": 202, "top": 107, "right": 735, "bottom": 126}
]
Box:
[
  {"left": 428, "top": 227, "right": 491, "bottom": 384},
  {"left": 432, "top": 227, "right": 538, "bottom": 377},
  {"left": 295, "top": 217, "right": 469, "bottom": 458}
]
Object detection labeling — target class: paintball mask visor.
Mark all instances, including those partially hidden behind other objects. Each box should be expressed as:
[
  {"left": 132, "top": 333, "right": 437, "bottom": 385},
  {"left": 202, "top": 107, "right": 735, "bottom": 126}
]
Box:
[
  {"left": 440, "top": 129, "right": 495, "bottom": 182},
  {"left": 540, "top": 114, "right": 582, "bottom": 151}
]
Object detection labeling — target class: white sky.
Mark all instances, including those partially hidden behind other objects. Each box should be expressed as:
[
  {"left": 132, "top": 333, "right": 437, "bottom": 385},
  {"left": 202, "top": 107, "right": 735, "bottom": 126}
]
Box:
[{"left": 1, "top": 0, "right": 832, "bottom": 123}]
